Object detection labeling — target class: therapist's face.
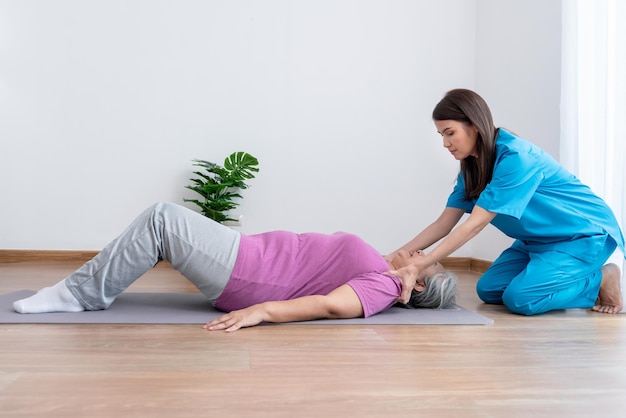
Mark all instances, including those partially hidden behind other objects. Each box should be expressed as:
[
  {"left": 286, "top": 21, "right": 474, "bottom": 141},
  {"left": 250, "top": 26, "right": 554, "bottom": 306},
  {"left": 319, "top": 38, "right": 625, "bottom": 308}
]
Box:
[{"left": 434, "top": 119, "right": 479, "bottom": 160}]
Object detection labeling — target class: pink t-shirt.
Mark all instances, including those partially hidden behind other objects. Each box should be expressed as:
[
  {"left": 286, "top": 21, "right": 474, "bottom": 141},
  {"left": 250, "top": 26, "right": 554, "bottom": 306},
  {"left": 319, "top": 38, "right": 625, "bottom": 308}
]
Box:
[{"left": 214, "top": 231, "right": 401, "bottom": 317}]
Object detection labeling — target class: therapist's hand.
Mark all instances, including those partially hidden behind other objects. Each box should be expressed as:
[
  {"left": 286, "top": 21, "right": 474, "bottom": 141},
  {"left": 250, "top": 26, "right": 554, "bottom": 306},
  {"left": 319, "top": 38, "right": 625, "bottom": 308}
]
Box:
[{"left": 387, "top": 264, "right": 421, "bottom": 304}]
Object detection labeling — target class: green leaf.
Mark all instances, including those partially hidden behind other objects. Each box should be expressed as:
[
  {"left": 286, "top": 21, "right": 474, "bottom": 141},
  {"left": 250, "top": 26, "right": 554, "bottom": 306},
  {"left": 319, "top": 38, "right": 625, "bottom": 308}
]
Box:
[
  {"left": 184, "top": 152, "right": 259, "bottom": 223},
  {"left": 223, "top": 152, "right": 260, "bottom": 181}
]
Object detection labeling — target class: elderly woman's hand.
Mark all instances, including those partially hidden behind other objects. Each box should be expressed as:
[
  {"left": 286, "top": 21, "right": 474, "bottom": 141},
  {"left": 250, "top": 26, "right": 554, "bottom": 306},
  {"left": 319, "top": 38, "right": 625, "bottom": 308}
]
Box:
[{"left": 203, "top": 305, "right": 266, "bottom": 332}]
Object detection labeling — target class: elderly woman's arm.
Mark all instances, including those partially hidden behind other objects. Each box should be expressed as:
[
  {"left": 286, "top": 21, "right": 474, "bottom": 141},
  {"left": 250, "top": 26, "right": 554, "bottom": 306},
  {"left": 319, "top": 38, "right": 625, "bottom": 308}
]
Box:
[{"left": 203, "top": 285, "right": 364, "bottom": 332}]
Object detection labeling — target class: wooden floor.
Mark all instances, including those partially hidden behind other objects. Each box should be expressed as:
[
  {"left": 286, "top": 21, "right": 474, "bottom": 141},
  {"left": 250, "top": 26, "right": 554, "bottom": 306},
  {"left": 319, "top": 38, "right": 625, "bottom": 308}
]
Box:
[{"left": 1, "top": 261, "right": 625, "bottom": 418}]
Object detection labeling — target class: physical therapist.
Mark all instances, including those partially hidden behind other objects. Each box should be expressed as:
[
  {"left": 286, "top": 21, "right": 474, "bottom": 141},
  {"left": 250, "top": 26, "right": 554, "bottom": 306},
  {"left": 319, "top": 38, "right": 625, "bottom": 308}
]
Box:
[{"left": 387, "top": 88, "right": 625, "bottom": 315}]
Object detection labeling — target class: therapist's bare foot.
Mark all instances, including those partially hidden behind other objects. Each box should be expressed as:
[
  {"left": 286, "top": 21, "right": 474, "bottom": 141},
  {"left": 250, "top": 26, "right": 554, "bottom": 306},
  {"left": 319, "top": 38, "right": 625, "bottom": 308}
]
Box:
[{"left": 592, "top": 263, "right": 622, "bottom": 314}]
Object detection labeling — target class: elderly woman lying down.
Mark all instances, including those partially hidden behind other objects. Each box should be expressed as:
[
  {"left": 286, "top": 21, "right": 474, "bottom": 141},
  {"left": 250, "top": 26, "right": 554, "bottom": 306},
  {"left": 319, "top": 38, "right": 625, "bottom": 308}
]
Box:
[{"left": 13, "top": 202, "right": 457, "bottom": 332}]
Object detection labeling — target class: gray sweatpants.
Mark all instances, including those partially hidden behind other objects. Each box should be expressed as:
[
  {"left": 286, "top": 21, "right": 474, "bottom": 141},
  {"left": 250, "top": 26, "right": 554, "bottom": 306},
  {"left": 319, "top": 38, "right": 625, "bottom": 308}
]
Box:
[{"left": 66, "top": 202, "right": 240, "bottom": 310}]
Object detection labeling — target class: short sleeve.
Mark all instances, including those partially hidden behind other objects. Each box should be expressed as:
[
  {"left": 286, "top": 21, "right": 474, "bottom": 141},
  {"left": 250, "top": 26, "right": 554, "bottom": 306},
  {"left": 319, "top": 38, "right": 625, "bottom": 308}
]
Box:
[
  {"left": 346, "top": 273, "right": 400, "bottom": 318},
  {"left": 476, "top": 145, "right": 543, "bottom": 219},
  {"left": 446, "top": 173, "right": 475, "bottom": 213}
]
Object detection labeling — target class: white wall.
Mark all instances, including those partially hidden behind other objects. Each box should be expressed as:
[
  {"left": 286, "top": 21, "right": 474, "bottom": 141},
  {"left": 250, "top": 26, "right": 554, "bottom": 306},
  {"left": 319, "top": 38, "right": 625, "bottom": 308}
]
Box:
[
  {"left": 0, "top": 0, "right": 563, "bottom": 261},
  {"left": 472, "top": 0, "right": 562, "bottom": 261},
  {"left": 0, "top": 0, "right": 474, "bottom": 253}
]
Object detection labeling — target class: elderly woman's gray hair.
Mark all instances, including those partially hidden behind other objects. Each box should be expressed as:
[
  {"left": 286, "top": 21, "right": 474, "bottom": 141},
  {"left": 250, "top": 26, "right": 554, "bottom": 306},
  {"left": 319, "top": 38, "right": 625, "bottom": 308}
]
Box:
[{"left": 398, "top": 270, "right": 457, "bottom": 310}]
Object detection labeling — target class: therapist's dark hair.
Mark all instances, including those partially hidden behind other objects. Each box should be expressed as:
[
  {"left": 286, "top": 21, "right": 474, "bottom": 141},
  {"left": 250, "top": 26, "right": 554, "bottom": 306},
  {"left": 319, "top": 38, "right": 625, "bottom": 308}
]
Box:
[{"left": 432, "top": 89, "right": 497, "bottom": 200}]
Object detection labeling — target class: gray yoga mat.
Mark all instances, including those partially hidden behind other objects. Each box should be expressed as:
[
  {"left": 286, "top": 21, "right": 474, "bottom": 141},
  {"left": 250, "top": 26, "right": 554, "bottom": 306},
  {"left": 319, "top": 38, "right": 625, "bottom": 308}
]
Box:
[{"left": 0, "top": 290, "right": 493, "bottom": 325}]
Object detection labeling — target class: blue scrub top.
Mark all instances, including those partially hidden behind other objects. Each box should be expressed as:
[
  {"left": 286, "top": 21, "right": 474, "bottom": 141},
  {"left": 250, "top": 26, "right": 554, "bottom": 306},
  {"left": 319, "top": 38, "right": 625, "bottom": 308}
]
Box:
[{"left": 446, "top": 129, "right": 626, "bottom": 261}]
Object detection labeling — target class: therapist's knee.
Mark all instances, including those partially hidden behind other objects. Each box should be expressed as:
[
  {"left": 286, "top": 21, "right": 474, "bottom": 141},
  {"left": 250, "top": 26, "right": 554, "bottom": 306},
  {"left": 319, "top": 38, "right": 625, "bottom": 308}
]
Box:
[
  {"left": 476, "top": 278, "right": 504, "bottom": 305},
  {"left": 501, "top": 288, "right": 538, "bottom": 316}
]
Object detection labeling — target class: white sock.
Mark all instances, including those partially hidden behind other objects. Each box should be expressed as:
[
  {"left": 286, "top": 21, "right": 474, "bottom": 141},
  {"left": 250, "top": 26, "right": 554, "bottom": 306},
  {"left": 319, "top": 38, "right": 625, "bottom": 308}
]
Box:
[{"left": 13, "top": 279, "right": 85, "bottom": 314}]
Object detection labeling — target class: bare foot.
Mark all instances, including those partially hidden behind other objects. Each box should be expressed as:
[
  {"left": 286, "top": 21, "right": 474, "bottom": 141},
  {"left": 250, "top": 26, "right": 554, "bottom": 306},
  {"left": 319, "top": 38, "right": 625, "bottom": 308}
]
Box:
[{"left": 591, "top": 263, "right": 622, "bottom": 314}]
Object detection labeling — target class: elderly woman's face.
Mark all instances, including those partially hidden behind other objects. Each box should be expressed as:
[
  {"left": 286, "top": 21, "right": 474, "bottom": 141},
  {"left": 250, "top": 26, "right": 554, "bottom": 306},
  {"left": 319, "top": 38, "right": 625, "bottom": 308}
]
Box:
[{"left": 390, "top": 250, "right": 444, "bottom": 278}]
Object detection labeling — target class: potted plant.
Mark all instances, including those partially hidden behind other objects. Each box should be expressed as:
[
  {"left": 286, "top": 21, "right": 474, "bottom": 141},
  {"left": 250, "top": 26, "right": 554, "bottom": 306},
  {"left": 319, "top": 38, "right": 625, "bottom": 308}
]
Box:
[{"left": 184, "top": 151, "right": 259, "bottom": 223}]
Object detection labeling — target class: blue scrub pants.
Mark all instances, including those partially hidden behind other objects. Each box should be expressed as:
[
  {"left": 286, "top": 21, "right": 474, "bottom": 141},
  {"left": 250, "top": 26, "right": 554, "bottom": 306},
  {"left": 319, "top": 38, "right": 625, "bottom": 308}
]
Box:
[
  {"left": 65, "top": 202, "right": 240, "bottom": 310},
  {"left": 476, "top": 236, "right": 618, "bottom": 315}
]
